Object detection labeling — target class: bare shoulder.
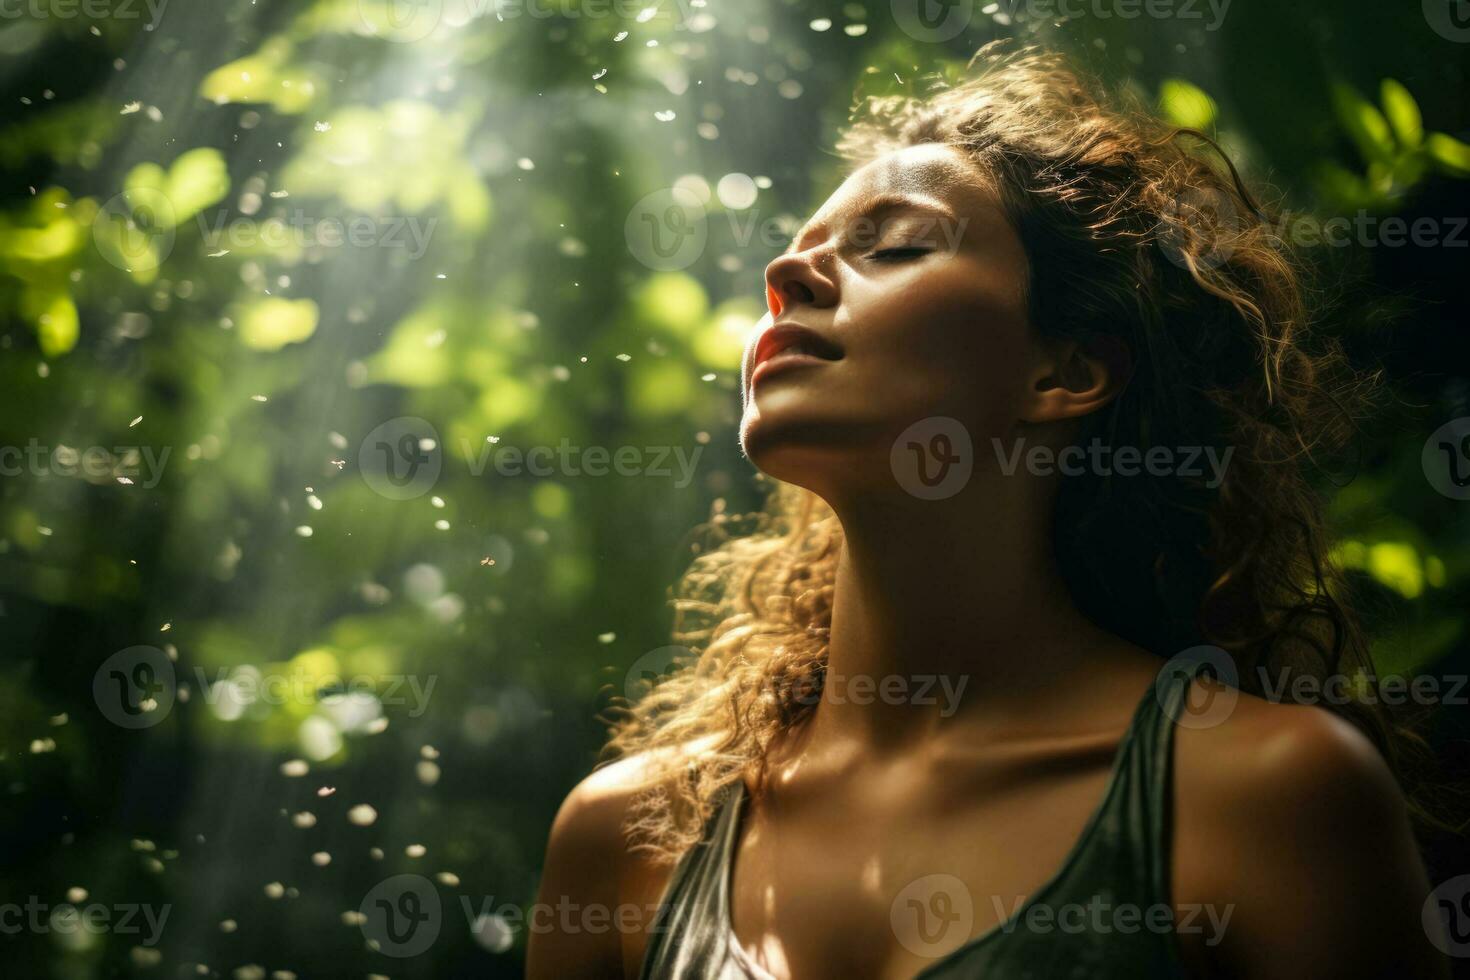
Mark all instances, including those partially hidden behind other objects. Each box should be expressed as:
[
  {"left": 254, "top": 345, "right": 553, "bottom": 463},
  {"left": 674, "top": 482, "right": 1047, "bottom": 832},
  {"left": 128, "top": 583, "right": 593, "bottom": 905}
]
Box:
[
  {"left": 1170, "top": 680, "right": 1446, "bottom": 979},
  {"left": 526, "top": 739, "right": 715, "bottom": 980},
  {"left": 1174, "top": 680, "right": 1404, "bottom": 822}
]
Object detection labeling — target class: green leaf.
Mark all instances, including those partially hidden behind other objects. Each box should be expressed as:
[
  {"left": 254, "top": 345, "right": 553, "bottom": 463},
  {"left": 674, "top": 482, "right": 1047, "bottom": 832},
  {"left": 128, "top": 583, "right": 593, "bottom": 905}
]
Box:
[
  {"left": 20, "top": 285, "right": 79, "bottom": 357},
  {"left": 1331, "top": 82, "right": 1395, "bottom": 167},
  {"left": 1379, "top": 79, "right": 1423, "bottom": 148},
  {"left": 238, "top": 297, "right": 319, "bottom": 351},
  {"left": 1426, "top": 132, "right": 1470, "bottom": 176},
  {"left": 1158, "top": 78, "right": 1217, "bottom": 131},
  {"left": 164, "top": 148, "right": 231, "bottom": 224}
]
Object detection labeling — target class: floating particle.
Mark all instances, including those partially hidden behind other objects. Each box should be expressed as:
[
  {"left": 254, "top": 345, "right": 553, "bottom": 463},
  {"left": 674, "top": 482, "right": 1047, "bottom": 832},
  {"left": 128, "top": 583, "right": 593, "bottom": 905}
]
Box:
[
  {"left": 635, "top": 6, "right": 657, "bottom": 21},
  {"left": 417, "top": 761, "right": 441, "bottom": 786},
  {"left": 66, "top": 887, "right": 88, "bottom": 903},
  {"left": 405, "top": 844, "right": 426, "bottom": 858},
  {"left": 516, "top": 157, "right": 535, "bottom": 171},
  {"left": 593, "top": 68, "right": 607, "bottom": 80},
  {"left": 810, "top": 17, "right": 832, "bottom": 30},
  {"left": 341, "top": 911, "right": 367, "bottom": 926},
  {"left": 311, "top": 852, "right": 331, "bottom": 867},
  {"left": 29, "top": 738, "right": 55, "bottom": 754},
  {"left": 431, "top": 496, "right": 445, "bottom": 508},
  {"left": 614, "top": 30, "right": 628, "bottom": 40},
  {"left": 129, "top": 416, "right": 142, "bottom": 427},
  {"left": 616, "top": 353, "right": 631, "bottom": 362},
  {"left": 251, "top": 394, "right": 267, "bottom": 402},
  {"left": 291, "top": 811, "right": 316, "bottom": 828},
  {"left": 280, "top": 759, "right": 309, "bottom": 777},
  {"left": 436, "top": 871, "right": 460, "bottom": 886},
  {"left": 844, "top": 23, "right": 868, "bottom": 36},
  {"left": 295, "top": 526, "right": 313, "bottom": 537},
  {"left": 347, "top": 804, "right": 378, "bottom": 826},
  {"left": 131, "top": 948, "right": 163, "bottom": 967},
  {"left": 313, "top": 121, "right": 331, "bottom": 132},
  {"left": 120, "top": 101, "right": 142, "bottom": 114},
  {"left": 701, "top": 373, "right": 716, "bottom": 382},
  {"left": 264, "top": 882, "right": 285, "bottom": 899},
  {"left": 316, "top": 786, "right": 335, "bottom": 797},
  {"left": 307, "top": 495, "right": 322, "bottom": 511},
  {"left": 471, "top": 912, "right": 516, "bottom": 953},
  {"left": 434, "top": 519, "right": 450, "bottom": 531},
  {"left": 369, "top": 847, "right": 384, "bottom": 860},
  {"left": 598, "top": 632, "right": 616, "bottom": 644},
  {"left": 219, "top": 919, "right": 237, "bottom": 933},
  {"left": 654, "top": 110, "right": 676, "bottom": 122}
]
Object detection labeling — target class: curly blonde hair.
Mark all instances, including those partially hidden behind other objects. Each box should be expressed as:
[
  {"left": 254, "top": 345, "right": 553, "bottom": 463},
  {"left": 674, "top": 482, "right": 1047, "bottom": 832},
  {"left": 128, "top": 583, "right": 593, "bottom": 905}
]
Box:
[{"left": 602, "top": 41, "right": 1411, "bottom": 860}]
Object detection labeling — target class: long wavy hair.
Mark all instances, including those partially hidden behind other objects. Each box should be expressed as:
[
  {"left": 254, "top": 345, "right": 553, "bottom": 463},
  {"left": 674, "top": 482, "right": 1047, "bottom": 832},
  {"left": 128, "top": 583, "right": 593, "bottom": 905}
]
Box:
[{"left": 603, "top": 41, "right": 1423, "bottom": 860}]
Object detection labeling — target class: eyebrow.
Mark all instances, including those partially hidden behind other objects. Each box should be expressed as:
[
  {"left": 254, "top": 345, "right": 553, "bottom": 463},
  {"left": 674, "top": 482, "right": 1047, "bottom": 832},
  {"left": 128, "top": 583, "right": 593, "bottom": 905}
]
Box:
[{"left": 786, "top": 193, "right": 959, "bottom": 255}]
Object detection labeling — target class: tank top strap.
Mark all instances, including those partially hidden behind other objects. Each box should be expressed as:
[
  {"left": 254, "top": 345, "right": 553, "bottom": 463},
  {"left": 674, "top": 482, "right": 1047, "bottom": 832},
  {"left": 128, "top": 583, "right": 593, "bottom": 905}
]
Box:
[
  {"left": 639, "top": 779, "right": 750, "bottom": 980},
  {"left": 1118, "top": 654, "right": 1217, "bottom": 905}
]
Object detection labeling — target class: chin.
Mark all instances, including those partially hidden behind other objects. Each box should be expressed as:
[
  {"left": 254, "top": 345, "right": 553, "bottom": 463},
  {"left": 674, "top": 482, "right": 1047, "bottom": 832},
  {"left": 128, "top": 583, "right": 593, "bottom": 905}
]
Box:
[{"left": 739, "top": 410, "right": 889, "bottom": 497}]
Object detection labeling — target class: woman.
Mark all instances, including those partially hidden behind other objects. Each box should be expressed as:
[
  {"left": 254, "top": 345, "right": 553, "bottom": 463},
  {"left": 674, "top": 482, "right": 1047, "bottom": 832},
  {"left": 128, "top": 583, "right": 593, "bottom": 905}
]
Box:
[{"left": 528, "top": 43, "right": 1450, "bottom": 979}]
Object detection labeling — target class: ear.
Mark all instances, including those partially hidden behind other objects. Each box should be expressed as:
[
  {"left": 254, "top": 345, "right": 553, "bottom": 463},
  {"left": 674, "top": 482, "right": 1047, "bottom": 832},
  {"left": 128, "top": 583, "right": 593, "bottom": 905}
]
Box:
[{"left": 1022, "top": 334, "right": 1132, "bottom": 424}]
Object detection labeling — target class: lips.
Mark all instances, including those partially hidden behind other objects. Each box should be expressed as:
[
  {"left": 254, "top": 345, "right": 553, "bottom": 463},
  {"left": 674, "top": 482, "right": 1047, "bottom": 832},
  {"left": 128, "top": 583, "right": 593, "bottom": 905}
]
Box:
[
  {"left": 752, "top": 322, "right": 843, "bottom": 372},
  {"left": 740, "top": 316, "right": 843, "bottom": 406}
]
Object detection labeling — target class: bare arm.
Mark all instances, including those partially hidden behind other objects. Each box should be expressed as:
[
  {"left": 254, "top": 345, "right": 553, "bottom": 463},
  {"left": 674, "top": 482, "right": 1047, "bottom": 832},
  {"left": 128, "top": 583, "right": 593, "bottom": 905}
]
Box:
[{"left": 525, "top": 767, "right": 632, "bottom": 979}]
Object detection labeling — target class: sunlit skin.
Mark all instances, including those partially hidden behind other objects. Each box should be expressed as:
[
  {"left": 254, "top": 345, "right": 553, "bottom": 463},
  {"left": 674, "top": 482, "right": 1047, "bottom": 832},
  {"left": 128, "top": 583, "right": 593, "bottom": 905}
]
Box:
[{"left": 528, "top": 145, "right": 1446, "bottom": 980}]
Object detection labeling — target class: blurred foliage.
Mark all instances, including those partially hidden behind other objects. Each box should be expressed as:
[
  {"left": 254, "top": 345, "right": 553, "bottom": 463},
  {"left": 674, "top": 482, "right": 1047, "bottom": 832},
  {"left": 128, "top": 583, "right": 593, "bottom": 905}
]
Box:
[{"left": 0, "top": 1, "right": 1467, "bottom": 977}]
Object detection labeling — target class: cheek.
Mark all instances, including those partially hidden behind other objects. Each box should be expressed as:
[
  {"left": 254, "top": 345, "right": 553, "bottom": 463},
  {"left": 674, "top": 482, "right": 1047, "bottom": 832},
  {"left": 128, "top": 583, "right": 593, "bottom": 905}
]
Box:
[{"left": 853, "top": 274, "right": 1033, "bottom": 421}]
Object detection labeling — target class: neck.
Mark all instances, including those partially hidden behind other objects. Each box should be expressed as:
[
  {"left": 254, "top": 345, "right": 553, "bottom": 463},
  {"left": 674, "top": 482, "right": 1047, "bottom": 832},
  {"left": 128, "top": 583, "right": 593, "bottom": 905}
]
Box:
[{"left": 807, "top": 480, "right": 1110, "bottom": 752}]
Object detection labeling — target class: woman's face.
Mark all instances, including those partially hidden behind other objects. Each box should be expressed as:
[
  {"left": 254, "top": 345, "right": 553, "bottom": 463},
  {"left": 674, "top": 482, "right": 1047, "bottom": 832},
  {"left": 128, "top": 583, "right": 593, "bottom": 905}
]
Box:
[{"left": 739, "top": 143, "right": 1039, "bottom": 497}]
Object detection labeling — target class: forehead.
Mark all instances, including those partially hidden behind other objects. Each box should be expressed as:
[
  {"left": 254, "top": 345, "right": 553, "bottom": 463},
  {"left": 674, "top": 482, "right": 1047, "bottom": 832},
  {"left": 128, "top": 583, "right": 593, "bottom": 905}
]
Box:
[{"left": 791, "top": 143, "right": 995, "bottom": 248}]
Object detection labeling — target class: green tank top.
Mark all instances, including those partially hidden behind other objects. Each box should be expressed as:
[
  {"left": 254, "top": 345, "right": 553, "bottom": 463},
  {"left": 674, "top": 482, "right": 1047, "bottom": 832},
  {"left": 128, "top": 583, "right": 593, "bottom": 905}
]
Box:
[{"left": 638, "top": 659, "right": 1208, "bottom": 979}]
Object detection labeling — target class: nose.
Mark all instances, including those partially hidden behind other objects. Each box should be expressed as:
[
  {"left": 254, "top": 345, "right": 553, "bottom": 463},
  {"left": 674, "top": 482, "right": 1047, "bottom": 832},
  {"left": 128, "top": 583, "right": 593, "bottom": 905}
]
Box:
[{"left": 763, "top": 248, "right": 836, "bottom": 318}]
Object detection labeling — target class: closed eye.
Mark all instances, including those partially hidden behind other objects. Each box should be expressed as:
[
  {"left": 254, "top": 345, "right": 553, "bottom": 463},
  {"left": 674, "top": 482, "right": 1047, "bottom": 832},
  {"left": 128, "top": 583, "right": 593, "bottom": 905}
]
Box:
[{"left": 869, "top": 246, "right": 932, "bottom": 262}]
